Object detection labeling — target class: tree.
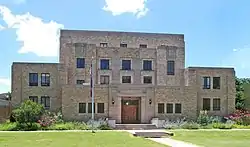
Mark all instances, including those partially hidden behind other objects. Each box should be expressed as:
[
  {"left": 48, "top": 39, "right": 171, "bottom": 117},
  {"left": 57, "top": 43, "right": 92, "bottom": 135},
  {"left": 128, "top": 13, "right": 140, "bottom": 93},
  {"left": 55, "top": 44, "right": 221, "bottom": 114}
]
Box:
[
  {"left": 12, "top": 100, "right": 44, "bottom": 127},
  {"left": 235, "top": 77, "right": 248, "bottom": 110}
]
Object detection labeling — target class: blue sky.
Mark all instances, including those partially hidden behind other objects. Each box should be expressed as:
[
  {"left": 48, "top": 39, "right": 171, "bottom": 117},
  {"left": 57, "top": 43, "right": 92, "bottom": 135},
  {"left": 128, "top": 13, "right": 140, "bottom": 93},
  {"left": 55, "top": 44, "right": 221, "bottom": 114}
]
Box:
[{"left": 0, "top": 0, "right": 249, "bottom": 93}]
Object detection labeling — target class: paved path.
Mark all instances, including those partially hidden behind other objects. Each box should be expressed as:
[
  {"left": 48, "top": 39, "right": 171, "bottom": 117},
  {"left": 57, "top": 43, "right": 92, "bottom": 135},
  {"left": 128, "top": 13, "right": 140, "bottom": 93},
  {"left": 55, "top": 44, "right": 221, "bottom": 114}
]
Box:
[{"left": 148, "top": 138, "right": 201, "bottom": 147}]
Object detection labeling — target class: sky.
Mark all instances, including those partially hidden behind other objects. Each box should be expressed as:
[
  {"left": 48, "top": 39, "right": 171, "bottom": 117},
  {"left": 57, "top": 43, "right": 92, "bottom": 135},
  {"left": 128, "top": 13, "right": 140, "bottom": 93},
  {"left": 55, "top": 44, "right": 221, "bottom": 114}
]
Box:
[{"left": 0, "top": 0, "right": 249, "bottom": 93}]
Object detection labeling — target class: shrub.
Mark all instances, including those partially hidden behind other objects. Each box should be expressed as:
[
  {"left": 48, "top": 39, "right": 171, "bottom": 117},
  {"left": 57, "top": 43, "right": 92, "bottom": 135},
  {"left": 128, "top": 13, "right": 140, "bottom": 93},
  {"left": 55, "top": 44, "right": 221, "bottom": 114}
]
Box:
[
  {"left": 197, "top": 110, "right": 211, "bottom": 126},
  {"left": 0, "top": 122, "right": 18, "bottom": 131},
  {"left": 232, "top": 124, "right": 250, "bottom": 129},
  {"left": 212, "top": 122, "right": 233, "bottom": 129},
  {"left": 163, "top": 118, "right": 186, "bottom": 129},
  {"left": 48, "top": 122, "right": 88, "bottom": 130},
  {"left": 12, "top": 100, "right": 44, "bottom": 127},
  {"left": 224, "top": 110, "right": 250, "bottom": 126},
  {"left": 86, "top": 118, "right": 111, "bottom": 130},
  {"left": 181, "top": 122, "right": 200, "bottom": 129},
  {"left": 0, "top": 122, "right": 41, "bottom": 131}
]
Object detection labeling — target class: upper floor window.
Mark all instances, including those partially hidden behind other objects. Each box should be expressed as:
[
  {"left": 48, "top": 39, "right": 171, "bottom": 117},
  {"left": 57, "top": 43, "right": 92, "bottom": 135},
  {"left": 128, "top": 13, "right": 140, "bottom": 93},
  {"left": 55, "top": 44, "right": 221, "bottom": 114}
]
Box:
[
  {"left": 143, "top": 60, "right": 152, "bottom": 70},
  {"left": 76, "top": 80, "right": 85, "bottom": 85},
  {"left": 76, "top": 58, "right": 85, "bottom": 68},
  {"left": 122, "top": 60, "right": 131, "bottom": 70},
  {"left": 143, "top": 76, "right": 152, "bottom": 84},
  {"left": 100, "top": 43, "right": 108, "bottom": 47},
  {"left": 203, "top": 77, "right": 211, "bottom": 89},
  {"left": 122, "top": 76, "right": 131, "bottom": 83},
  {"left": 167, "top": 61, "right": 175, "bottom": 75},
  {"left": 120, "top": 43, "right": 127, "bottom": 48},
  {"left": 29, "top": 96, "right": 38, "bottom": 103},
  {"left": 29, "top": 73, "right": 38, "bottom": 86},
  {"left": 41, "top": 73, "right": 50, "bottom": 86},
  {"left": 139, "top": 44, "right": 147, "bottom": 48},
  {"left": 203, "top": 98, "right": 210, "bottom": 111},
  {"left": 100, "top": 59, "right": 110, "bottom": 70},
  {"left": 100, "top": 75, "right": 110, "bottom": 85},
  {"left": 213, "top": 77, "right": 220, "bottom": 89},
  {"left": 41, "top": 96, "right": 50, "bottom": 109}
]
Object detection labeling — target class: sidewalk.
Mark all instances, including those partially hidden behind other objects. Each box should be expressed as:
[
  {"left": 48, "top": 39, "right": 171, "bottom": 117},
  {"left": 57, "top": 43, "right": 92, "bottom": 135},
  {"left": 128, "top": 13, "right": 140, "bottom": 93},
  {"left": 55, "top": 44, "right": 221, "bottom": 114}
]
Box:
[{"left": 148, "top": 138, "right": 201, "bottom": 147}]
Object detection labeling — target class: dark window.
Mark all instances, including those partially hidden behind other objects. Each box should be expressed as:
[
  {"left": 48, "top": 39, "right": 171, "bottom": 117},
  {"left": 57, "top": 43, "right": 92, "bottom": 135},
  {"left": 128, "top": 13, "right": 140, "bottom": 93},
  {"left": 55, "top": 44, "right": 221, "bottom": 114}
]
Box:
[
  {"left": 100, "top": 75, "right": 109, "bottom": 85},
  {"left": 97, "top": 103, "right": 105, "bottom": 113},
  {"left": 213, "top": 98, "right": 221, "bottom": 111},
  {"left": 143, "top": 76, "right": 152, "bottom": 84},
  {"left": 41, "top": 73, "right": 50, "bottom": 86},
  {"left": 100, "top": 59, "right": 110, "bottom": 70},
  {"left": 76, "top": 58, "right": 85, "bottom": 68},
  {"left": 203, "top": 98, "right": 211, "bottom": 111},
  {"left": 166, "top": 103, "right": 173, "bottom": 113},
  {"left": 175, "top": 103, "right": 182, "bottom": 113},
  {"left": 100, "top": 43, "right": 108, "bottom": 47},
  {"left": 167, "top": 61, "right": 175, "bottom": 75},
  {"left": 76, "top": 80, "right": 85, "bottom": 85},
  {"left": 120, "top": 43, "right": 127, "bottom": 48},
  {"left": 143, "top": 60, "right": 152, "bottom": 70},
  {"left": 203, "top": 77, "right": 211, "bottom": 89},
  {"left": 88, "top": 103, "right": 95, "bottom": 113},
  {"left": 122, "top": 76, "right": 131, "bottom": 83},
  {"left": 29, "top": 73, "right": 38, "bottom": 86},
  {"left": 122, "top": 60, "right": 131, "bottom": 70},
  {"left": 41, "top": 96, "right": 50, "bottom": 109},
  {"left": 158, "top": 103, "right": 165, "bottom": 114},
  {"left": 29, "top": 96, "right": 38, "bottom": 103},
  {"left": 213, "top": 77, "right": 220, "bottom": 89},
  {"left": 139, "top": 44, "right": 147, "bottom": 48},
  {"left": 79, "top": 103, "right": 86, "bottom": 113}
]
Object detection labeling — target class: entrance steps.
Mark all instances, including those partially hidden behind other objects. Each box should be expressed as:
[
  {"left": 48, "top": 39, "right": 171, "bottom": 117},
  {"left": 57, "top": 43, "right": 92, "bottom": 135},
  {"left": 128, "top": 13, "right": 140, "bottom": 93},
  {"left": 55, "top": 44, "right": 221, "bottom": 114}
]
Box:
[
  {"left": 128, "top": 130, "right": 174, "bottom": 138},
  {"left": 115, "top": 124, "right": 157, "bottom": 130}
]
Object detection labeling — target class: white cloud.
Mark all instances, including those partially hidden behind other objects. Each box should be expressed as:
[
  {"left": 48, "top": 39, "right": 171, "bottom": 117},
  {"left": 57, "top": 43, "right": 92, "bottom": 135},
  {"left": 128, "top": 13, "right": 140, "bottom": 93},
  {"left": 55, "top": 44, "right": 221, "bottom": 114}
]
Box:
[
  {"left": 0, "top": 78, "right": 11, "bottom": 86},
  {"left": 0, "top": 5, "right": 64, "bottom": 57},
  {"left": 103, "top": 0, "right": 149, "bottom": 18},
  {"left": 0, "top": 24, "right": 5, "bottom": 30}
]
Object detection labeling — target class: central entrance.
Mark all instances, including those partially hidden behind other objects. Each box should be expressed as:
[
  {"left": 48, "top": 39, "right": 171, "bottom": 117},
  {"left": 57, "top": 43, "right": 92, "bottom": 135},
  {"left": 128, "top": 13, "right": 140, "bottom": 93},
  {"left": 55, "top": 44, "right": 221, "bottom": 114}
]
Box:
[{"left": 121, "top": 97, "right": 140, "bottom": 124}]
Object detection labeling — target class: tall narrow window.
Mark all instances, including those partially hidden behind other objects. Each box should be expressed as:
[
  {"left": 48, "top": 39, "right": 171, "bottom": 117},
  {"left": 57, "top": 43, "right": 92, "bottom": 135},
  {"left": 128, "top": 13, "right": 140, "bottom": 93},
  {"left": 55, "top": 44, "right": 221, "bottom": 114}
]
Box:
[
  {"left": 213, "top": 98, "right": 221, "bottom": 111},
  {"left": 100, "top": 59, "right": 110, "bottom": 70},
  {"left": 122, "top": 60, "right": 131, "bottom": 70},
  {"left": 166, "top": 103, "right": 173, "bottom": 113},
  {"left": 175, "top": 103, "right": 182, "bottom": 114},
  {"left": 79, "top": 103, "right": 86, "bottom": 113},
  {"left": 203, "top": 77, "right": 211, "bottom": 89},
  {"left": 29, "top": 73, "right": 38, "bottom": 86},
  {"left": 203, "top": 98, "right": 211, "bottom": 111},
  {"left": 41, "top": 96, "right": 50, "bottom": 109},
  {"left": 100, "top": 75, "right": 110, "bottom": 84},
  {"left": 41, "top": 73, "right": 50, "bottom": 86},
  {"left": 97, "top": 103, "right": 105, "bottom": 113},
  {"left": 76, "top": 58, "right": 85, "bottom": 68},
  {"left": 29, "top": 96, "right": 38, "bottom": 103},
  {"left": 143, "top": 60, "right": 152, "bottom": 70},
  {"left": 213, "top": 77, "right": 221, "bottom": 89},
  {"left": 158, "top": 103, "right": 165, "bottom": 114},
  {"left": 88, "top": 103, "right": 95, "bottom": 113},
  {"left": 167, "top": 61, "right": 175, "bottom": 75}
]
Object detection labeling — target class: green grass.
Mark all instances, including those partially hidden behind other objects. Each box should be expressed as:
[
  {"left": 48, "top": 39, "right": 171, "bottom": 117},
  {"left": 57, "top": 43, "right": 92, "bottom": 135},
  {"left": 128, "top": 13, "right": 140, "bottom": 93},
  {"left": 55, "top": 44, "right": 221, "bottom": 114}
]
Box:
[
  {"left": 172, "top": 130, "right": 250, "bottom": 147},
  {"left": 0, "top": 131, "right": 167, "bottom": 147}
]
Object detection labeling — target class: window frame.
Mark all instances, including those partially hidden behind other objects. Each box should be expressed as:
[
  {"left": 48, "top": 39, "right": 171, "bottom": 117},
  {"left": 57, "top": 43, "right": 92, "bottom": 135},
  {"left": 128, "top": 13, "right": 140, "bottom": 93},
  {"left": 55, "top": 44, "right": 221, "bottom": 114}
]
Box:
[
  {"left": 29, "top": 73, "right": 38, "bottom": 86},
  {"left": 76, "top": 58, "right": 85, "bottom": 68},
  {"left": 167, "top": 60, "right": 175, "bottom": 75},
  {"left": 139, "top": 44, "right": 147, "bottom": 48},
  {"left": 213, "top": 98, "right": 221, "bottom": 111},
  {"left": 175, "top": 103, "right": 182, "bottom": 114},
  {"left": 213, "top": 77, "right": 221, "bottom": 89},
  {"left": 100, "top": 43, "right": 108, "bottom": 47},
  {"left": 79, "top": 103, "right": 86, "bottom": 113},
  {"left": 121, "top": 60, "right": 131, "bottom": 70},
  {"left": 143, "top": 60, "right": 152, "bottom": 71},
  {"left": 120, "top": 43, "right": 127, "bottom": 48},
  {"left": 203, "top": 77, "right": 211, "bottom": 89},
  {"left": 100, "top": 59, "right": 110, "bottom": 70},
  {"left": 76, "top": 80, "right": 85, "bottom": 85},
  {"left": 203, "top": 98, "right": 211, "bottom": 111},
  {"left": 88, "top": 103, "right": 95, "bottom": 113},
  {"left": 166, "top": 103, "right": 173, "bottom": 114},
  {"left": 41, "top": 96, "right": 50, "bottom": 109},
  {"left": 97, "top": 103, "right": 105, "bottom": 113},
  {"left": 158, "top": 103, "right": 165, "bottom": 114},
  {"left": 29, "top": 96, "right": 38, "bottom": 103},
  {"left": 143, "top": 76, "right": 152, "bottom": 84},
  {"left": 122, "top": 76, "right": 131, "bottom": 83},
  {"left": 41, "top": 73, "right": 50, "bottom": 86},
  {"left": 100, "top": 75, "right": 110, "bottom": 85}
]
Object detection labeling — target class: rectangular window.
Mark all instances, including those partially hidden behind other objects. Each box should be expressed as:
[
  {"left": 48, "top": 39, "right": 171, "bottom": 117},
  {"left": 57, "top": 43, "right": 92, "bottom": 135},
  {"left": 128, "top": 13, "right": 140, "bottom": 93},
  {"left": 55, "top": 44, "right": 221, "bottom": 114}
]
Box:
[
  {"left": 88, "top": 103, "right": 95, "bottom": 113},
  {"left": 76, "top": 58, "right": 85, "bottom": 68},
  {"left": 76, "top": 80, "right": 85, "bottom": 85},
  {"left": 41, "top": 96, "right": 50, "bottom": 109},
  {"left": 203, "top": 98, "right": 210, "bottom": 111},
  {"left": 175, "top": 103, "right": 182, "bottom": 114},
  {"left": 100, "top": 43, "right": 108, "bottom": 47},
  {"left": 100, "top": 59, "right": 110, "bottom": 70},
  {"left": 100, "top": 75, "right": 110, "bottom": 85},
  {"left": 167, "top": 61, "right": 175, "bottom": 75},
  {"left": 158, "top": 103, "right": 165, "bottom": 114},
  {"left": 203, "top": 77, "right": 211, "bottom": 89},
  {"left": 41, "top": 73, "right": 50, "bottom": 86},
  {"left": 122, "top": 76, "right": 131, "bottom": 83},
  {"left": 97, "top": 103, "right": 105, "bottom": 113},
  {"left": 29, "top": 96, "right": 38, "bottom": 103},
  {"left": 213, "top": 77, "right": 221, "bottom": 89},
  {"left": 213, "top": 98, "right": 221, "bottom": 111},
  {"left": 143, "top": 60, "right": 152, "bottom": 70},
  {"left": 29, "top": 73, "right": 38, "bottom": 86},
  {"left": 120, "top": 43, "right": 127, "bottom": 48},
  {"left": 79, "top": 103, "right": 86, "bottom": 113},
  {"left": 139, "top": 44, "right": 147, "bottom": 48},
  {"left": 122, "top": 60, "right": 131, "bottom": 70},
  {"left": 166, "top": 103, "right": 173, "bottom": 113},
  {"left": 143, "top": 76, "right": 152, "bottom": 84}
]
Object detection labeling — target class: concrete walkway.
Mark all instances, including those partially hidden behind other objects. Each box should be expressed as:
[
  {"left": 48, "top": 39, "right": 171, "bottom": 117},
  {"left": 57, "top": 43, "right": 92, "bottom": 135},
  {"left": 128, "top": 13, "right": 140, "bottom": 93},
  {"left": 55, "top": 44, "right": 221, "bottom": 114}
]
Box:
[{"left": 148, "top": 138, "right": 201, "bottom": 147}]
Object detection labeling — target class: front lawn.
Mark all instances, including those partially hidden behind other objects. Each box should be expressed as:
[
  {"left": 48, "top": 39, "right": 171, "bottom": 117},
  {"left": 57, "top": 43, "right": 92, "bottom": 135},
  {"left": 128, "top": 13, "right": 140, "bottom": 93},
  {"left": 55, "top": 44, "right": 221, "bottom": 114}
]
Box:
[
  {"left": 0, "top": 131, "right": 167, "bottom": 147},
  {"left": 172, "top": 130, "right": 250, "bottom": 147}
]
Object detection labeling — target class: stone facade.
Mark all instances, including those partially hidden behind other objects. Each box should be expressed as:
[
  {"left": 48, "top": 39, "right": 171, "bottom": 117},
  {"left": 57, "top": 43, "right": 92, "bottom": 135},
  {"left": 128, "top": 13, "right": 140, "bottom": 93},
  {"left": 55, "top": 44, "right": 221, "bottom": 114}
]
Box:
[{"left": 11, "top": 30, "right": 236, "bottom": 123}]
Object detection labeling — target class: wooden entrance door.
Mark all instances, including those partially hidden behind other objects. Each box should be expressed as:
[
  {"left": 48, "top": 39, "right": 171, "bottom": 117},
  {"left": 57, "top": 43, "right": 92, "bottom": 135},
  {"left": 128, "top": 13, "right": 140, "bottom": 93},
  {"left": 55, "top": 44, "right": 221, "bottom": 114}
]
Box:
[{"left": 121, "top": 98, "right": 140, "bottom": 124}]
